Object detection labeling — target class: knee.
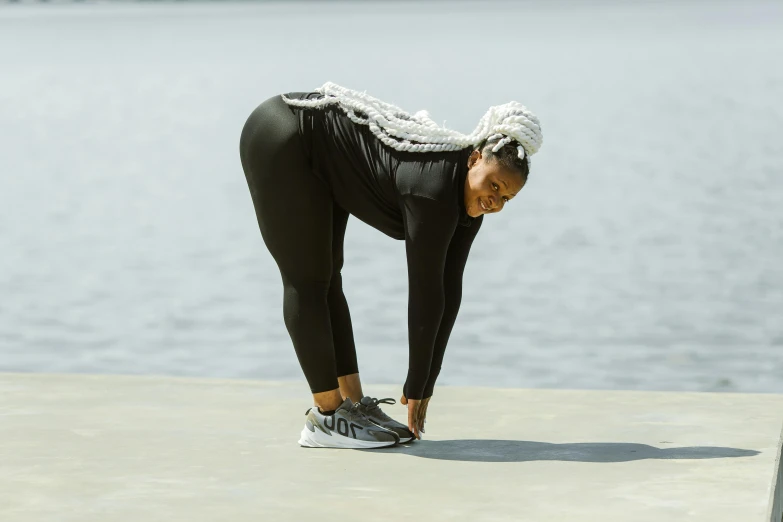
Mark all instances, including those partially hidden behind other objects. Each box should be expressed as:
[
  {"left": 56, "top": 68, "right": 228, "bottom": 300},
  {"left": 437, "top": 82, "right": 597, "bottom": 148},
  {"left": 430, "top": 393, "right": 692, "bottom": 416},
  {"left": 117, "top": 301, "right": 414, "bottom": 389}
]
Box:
[
  {"left": 332, "top": 250, "right": 345, "bottom": 273},
  {"left": 329, "top": 268, "right": 342, "bottom": 285},
  {"left": 283, "top": 276, "right": 331, "bottom": 301}
]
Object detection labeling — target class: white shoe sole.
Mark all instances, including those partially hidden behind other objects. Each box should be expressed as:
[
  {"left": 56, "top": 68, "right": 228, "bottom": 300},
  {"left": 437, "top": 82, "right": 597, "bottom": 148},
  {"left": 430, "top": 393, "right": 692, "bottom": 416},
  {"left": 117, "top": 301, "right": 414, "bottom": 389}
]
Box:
[{"left": 298, "top": 425, "right": 397, "bottom": 449}]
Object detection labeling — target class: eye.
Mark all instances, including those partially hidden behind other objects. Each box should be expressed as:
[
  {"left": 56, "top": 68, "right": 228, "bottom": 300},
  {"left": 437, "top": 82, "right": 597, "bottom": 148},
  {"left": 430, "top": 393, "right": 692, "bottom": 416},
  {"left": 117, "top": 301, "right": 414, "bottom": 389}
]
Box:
[
  {"left": 492, "top": 183, "right": 499, "bottom": 191},
  {"left": 502, "top": 196, "right": 509, "bottom": 203}
]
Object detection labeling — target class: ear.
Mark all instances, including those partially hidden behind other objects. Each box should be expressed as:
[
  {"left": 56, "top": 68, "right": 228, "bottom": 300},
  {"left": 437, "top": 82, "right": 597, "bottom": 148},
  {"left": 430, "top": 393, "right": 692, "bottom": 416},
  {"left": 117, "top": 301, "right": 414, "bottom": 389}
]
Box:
[{"left": 468, "top": 149, "right": 481, "bottom": 169}]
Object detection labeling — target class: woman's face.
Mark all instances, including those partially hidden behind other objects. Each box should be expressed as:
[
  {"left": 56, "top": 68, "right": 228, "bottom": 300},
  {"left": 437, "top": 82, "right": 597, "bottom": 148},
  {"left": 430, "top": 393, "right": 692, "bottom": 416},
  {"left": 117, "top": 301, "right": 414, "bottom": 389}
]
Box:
[{"left": 464, "top": 149, "right": 526, "bottom": 217}]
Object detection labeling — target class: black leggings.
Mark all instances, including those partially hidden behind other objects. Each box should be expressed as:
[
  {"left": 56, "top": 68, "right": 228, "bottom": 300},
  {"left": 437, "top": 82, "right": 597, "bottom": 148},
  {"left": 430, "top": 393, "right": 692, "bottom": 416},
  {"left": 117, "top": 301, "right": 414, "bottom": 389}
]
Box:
[{"left": 239, "top": 94, "right": 358, "bottom": 394}]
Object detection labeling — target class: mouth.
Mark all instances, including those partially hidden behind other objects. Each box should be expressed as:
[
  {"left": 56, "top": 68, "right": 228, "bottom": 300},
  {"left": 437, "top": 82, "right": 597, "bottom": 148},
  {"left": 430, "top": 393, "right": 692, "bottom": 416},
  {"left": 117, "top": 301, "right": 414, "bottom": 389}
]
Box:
[{"left": 479, "top": 197, "right": 489, "bottom": 212}]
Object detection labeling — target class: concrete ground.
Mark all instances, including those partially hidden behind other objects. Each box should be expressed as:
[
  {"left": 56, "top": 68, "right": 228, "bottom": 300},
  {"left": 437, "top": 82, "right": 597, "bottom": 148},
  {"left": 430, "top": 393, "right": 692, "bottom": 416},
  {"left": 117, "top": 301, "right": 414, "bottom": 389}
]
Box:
[{"left": 0, "top": 372, "right": 781, "bottom": 522}]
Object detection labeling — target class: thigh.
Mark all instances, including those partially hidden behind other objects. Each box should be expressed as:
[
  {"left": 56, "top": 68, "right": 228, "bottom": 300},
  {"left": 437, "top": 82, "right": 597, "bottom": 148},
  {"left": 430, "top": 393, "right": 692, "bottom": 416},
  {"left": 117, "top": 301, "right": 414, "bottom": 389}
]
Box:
[
  {"left": 241, "top": 95, "right": 334, "bottom": 283},
  {"left": 331, "top": 202, "right": 350, "bottom": 274}
]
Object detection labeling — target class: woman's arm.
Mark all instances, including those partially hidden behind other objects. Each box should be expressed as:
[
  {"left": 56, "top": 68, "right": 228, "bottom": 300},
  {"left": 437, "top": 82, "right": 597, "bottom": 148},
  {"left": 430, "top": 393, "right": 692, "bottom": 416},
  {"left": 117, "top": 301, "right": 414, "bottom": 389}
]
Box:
[
  {"left": 399, "top": 195, "right": 460, "bottom": 401},
  {"left": 422, "top": 214, "right": 484, "bottom": 398}
]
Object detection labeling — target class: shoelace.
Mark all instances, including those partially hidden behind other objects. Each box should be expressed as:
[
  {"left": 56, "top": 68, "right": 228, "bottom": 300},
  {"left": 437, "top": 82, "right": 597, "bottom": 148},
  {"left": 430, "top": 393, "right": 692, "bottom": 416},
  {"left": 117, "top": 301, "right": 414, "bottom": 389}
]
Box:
[
  {"left": 363, "top": 397, "right": 396, "bottom": 422},
  {"left": 307, "top": 403, "right": 371, "bottom": 418},
  {"left": 309, "top": 399, "right": 395, "bottom": 422},
  {"left": 347, "top": 401, "right": 373, "bottom": 421}
]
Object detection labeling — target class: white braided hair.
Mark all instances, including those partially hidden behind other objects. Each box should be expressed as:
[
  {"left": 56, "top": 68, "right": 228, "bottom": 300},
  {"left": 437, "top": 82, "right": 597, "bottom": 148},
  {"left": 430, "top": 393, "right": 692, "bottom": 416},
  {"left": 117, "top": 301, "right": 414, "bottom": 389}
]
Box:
[{"left": 281, "top": 81, "right": 543, "bottom": 169}]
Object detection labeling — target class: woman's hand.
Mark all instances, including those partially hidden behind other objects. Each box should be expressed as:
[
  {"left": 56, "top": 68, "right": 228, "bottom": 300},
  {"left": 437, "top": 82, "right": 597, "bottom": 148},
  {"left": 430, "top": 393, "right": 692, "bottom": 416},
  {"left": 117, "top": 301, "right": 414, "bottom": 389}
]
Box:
[{"left": 400, "top": 393, "right": 431, "bottom": 439}]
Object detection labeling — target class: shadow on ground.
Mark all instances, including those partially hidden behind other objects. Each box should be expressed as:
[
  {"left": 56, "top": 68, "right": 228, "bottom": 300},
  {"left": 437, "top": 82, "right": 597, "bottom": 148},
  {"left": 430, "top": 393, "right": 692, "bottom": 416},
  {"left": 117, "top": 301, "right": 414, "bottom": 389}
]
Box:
[{"left": 360, "top": 440, "right": 760, "bottom": 463}]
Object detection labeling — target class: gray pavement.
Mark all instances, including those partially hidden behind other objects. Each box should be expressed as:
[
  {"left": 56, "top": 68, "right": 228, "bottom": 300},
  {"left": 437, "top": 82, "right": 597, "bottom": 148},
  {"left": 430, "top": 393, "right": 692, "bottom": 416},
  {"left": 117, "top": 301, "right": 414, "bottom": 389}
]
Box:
[{"left": 0, "top": 372, "right": 781, "bottom": 521}]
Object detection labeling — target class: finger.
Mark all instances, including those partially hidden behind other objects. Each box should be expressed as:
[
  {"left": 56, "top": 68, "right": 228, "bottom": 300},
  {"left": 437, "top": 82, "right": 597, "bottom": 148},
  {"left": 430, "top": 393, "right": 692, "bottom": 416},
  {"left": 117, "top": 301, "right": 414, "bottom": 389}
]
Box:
[
  {"left": 415, "top": 403, "right": 423, "bottom": 439},
  {"left": 411, "top": 402, "right": 422, "bottom": 440},
  {"left": 407, "top": 402, "right": 418, "bottom": 439}
]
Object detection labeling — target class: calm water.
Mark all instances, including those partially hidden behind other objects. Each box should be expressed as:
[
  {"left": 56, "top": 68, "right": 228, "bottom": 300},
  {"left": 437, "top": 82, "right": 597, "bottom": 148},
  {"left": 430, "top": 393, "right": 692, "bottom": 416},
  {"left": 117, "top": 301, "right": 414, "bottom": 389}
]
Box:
[{"left": 1, "top": 1, "right": 782, "bottom": 394}]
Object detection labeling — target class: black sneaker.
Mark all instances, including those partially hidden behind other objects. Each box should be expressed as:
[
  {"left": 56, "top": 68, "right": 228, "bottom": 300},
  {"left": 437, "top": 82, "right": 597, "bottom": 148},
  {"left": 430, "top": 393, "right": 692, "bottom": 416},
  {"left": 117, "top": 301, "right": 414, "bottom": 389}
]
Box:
[
  {"left": 298, "top": 398, "right": 399, "bottom": 449},
  {"left": 356, "top": 396, "right": 415, "bottom": 443}
]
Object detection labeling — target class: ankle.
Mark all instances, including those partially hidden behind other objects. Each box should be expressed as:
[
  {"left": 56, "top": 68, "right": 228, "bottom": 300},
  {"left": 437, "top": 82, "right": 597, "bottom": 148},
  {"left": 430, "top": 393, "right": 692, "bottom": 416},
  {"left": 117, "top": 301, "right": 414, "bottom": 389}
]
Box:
[
  {"left": 337, "top": 374, "right": 363, "bottom": 404},
  {"left": 342, "top": 393, "right": 364, "bottom": 404},
  {"left": 313, "top": 388, "right": 343, "bottom": 412}
]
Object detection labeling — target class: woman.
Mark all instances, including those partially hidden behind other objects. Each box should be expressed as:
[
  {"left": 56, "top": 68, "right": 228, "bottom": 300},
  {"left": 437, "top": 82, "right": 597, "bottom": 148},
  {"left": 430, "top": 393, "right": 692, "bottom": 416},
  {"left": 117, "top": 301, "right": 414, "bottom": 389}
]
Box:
[{"left": 239, "top": 82, "right": 542, "bottom": 449}]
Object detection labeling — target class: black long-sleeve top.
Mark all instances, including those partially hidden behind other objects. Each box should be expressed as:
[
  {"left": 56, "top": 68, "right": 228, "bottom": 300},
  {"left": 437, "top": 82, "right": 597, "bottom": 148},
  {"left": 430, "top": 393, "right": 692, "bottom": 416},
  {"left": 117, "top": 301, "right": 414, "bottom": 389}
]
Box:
[{"left": 284, "top": 91, "right": 484, "bottom": 400}]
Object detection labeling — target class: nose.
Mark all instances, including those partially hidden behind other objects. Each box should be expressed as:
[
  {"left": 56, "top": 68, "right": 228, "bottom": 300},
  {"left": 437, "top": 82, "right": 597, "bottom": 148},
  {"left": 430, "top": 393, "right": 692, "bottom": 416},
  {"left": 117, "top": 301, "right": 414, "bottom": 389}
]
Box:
[{"left": 490, "top": 195, "right": 504, "bottom": 212}]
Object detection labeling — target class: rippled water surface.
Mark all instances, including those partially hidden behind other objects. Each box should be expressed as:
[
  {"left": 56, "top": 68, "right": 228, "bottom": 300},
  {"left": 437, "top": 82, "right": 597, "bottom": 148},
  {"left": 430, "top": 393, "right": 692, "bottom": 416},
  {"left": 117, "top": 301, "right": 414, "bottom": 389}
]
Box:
[{"left": 1, "top": 1, "right": 782, "bottom": 393}]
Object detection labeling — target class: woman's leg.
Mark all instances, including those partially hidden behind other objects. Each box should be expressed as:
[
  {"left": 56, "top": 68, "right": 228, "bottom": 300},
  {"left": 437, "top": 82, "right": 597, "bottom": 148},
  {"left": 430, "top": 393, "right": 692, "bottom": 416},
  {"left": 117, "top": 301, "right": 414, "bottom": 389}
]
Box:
[
  {"left": 327, "top": 202, "right": 365, "bottom": 403},
  {"left": 239, "top": 94, "right": 342, "bottom": 412},
  {"left": 338, "top": 374, "right": 364, "bottom": 403}
]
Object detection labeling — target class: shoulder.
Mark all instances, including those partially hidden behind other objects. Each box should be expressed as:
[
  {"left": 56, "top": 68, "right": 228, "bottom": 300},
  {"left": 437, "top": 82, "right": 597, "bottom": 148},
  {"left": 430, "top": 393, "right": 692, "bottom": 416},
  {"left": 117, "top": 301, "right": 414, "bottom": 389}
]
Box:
[{"left": 395, "top": 148, "right": 466, "bottom": 201}]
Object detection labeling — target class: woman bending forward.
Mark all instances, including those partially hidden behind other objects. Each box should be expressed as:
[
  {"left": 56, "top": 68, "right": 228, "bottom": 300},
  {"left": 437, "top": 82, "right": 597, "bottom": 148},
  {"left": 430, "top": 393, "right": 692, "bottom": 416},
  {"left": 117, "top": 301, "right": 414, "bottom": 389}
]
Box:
[{"left": 239, "top": 82, "right": 543, "bottom": 449}]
